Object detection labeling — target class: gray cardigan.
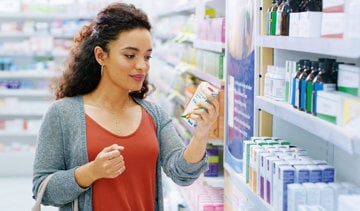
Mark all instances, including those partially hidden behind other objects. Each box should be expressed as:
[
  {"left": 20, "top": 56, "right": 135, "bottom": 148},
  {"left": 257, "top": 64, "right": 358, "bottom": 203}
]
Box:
[{"left": 32, "top": 96, "right": 208, "bottom": 211}]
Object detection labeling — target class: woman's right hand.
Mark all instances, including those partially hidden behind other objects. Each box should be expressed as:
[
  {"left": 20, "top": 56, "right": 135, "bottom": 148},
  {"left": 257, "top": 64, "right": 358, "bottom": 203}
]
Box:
[
  {"left": 91, "top": 144, "right": 126, "bottom": 179},
  {"left": 75, "top": 144, "right": 125, "bottom": 188}
]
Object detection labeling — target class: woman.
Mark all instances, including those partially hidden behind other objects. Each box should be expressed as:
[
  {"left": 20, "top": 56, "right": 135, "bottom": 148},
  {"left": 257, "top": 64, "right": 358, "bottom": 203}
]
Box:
[{"left": 32, "top": 2, "right": 219, "bottom": 211}]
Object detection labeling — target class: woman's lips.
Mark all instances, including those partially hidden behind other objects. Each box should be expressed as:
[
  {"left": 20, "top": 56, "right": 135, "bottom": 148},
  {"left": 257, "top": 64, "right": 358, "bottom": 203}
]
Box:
[{"left": 131, "top": 74, "right": 145, "bottom": 82}]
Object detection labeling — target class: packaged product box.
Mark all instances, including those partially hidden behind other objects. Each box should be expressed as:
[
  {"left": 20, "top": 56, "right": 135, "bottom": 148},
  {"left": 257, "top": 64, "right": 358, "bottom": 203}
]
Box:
[
  {"left": 321, "top": 12, "right": 345, "bottom": 38},
  {"left": 344, "top": 0, "right": 360, "bottom": 39},
  {"left": 181, "top": 81, "right": 219, "bottom": 127},
  {"left": 287, "top": 183, "right": 306, "bottom": 211},
  {"left": 322, "top": 0, "right": 345, "bottom": 12},
  {"left": 316, "top": 91, "right": 360, "bottom": 125},
  {"left": 337, "top": 64, "right": 360, "bottom": 96},
  {"left": 300, "top": 12, "right": 322, "bottom": 38}
]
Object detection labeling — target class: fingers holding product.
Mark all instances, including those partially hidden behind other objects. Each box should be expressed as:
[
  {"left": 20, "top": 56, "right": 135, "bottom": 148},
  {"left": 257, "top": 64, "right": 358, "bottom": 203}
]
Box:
[
  {"left": 191, "top": 95, "right": 219, "bottom": 129},
  {"left": 92, "top": 144, "right": 126, "bottom": 179},
  {"left": 181, "top": 82, "right": 219, "bottom": 128}
]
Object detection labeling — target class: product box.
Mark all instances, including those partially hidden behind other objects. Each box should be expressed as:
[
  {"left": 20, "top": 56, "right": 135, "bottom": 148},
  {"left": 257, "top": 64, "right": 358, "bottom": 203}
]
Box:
[
  {"left": 300, "top": 12, "right": 322, "bottom": 38},
  {"left": 303, "top": 182, "right": 321, "bottom": 205},
  {"left": 316, "top": 91, "right": 360, "bottom": 125},
  {"left": 293, "top": 165, "right": 310, "bottom": 184},
  {"left": 265, "top": 156, "right": 280, "bottom": 205},
  {"left": 181, "top": 81, "right": 219, "bottom": 127},
  {"left": 322, "top": 0, "right": 345, "bottom": 12},
  {"left": 243, "top": 140, "right": 255, "bottom": 184},
  {"left": 287, "top": 183, "right": 306, "bottom": 211},
  {"left": 204, "top": 145, "right": 219, "bottom": 177},
  {"left": 337, "top": 64, "right": 360, "bottom": 96},
  {"left": 316, "top": 183, "right": 335, "bottom": 211},
  {"left": 289, "top": 12, "right": 300, "bottom": 37},
  {"left": 285, "top": 60, "right": 297, "bottom": 104},
  {"left": 319, "top": 165, "right": 335, "bottom": 183},
  {"left": 344, "top": 0, "right": 360, "bottom": 39},
  {"left": 277, "top": 165, "right": 295, "bottom": 211},
  {"left": 308, "top": 165, "right": 323, "bottom": 183},
  {"left": 321, "top": 12, "right": 345, "bottom": 38}
]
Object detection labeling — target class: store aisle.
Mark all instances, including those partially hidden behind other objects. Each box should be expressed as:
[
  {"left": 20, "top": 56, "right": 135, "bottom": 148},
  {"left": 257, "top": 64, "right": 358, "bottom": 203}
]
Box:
[{"left": 0, "top": 177, "right": 56, "bottom": 211}]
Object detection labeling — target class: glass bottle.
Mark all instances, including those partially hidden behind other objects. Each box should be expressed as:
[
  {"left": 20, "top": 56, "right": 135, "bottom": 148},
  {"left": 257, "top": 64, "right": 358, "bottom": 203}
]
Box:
[
  {"left": 312, "top": 61, "right": 336, "bottom": 115},
  {"left": 267, "top": 0, "right": 277, "bottom": 35},
  {"left": 305, "top": 61, "right": 319, "bottom": 113},
  {"left": 291, "top": 59, "right": 309, "bottom": 108},
  {"left": 298, "top": 60, "right": 311, "bottom": 110},
  {"left": 275, "top": 0, "right": 284, "bottom": 35}
]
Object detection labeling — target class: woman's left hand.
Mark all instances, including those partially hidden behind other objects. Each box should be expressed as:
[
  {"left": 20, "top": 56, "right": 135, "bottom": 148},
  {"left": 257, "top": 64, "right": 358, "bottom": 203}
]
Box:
[{"left": 188, "top": 94, "right": 219, "bottom": 140}]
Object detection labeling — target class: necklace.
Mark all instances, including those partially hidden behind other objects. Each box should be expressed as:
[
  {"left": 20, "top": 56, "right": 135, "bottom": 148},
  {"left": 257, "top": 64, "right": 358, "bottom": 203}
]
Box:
[{"left": 86, "top": 95, "right": 133, "bottom": 131}]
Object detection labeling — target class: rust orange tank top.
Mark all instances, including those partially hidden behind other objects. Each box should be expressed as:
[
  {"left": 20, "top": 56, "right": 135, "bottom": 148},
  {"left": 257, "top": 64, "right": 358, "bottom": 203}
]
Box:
[{"left": 86, "top": 107, "right": 159, "bottom": 211}]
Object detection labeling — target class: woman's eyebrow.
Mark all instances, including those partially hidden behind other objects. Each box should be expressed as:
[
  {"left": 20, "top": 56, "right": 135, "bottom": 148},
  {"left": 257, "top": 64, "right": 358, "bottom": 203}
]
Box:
[{"left": 121, "top": 46, "right": 152, "bottom": 52}]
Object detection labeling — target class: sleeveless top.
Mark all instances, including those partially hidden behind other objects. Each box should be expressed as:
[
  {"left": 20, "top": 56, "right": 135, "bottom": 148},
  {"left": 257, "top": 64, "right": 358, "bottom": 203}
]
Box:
[{"left": 86, "top": 107, "right": 159, "bottom": 211}]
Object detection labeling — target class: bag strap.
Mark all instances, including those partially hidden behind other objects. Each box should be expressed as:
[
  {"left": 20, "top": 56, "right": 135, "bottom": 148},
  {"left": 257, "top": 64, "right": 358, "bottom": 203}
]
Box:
[
  {"left": 32, "top": 174, "right": 79, "bottom": 211},
  {"left": 32, "top": 174, "right": 54, "bottom": 211}
]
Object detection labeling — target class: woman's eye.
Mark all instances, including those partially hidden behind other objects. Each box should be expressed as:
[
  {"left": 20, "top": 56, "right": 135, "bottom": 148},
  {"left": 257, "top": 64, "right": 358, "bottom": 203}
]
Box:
[
  {"left": 145, "top": 55, "right": 152, "bottom": 61},
  {"left": 124, "top": 54, "right": 135, "bottom": 59}
]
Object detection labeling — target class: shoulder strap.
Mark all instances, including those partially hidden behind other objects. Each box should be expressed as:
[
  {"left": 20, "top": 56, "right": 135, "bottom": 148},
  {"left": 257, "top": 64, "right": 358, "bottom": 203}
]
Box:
[
  {"left": 32, "top": 174, "right": 54, "bottom": 211},
  {"left": 32, "top": 174, "right": 79, "bottom": 211}
]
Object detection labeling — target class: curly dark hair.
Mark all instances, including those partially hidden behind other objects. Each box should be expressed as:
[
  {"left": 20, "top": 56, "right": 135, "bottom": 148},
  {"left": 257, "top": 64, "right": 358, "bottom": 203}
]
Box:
[{"left": 55, "top": 3, "right": 153, "bottom": 100}]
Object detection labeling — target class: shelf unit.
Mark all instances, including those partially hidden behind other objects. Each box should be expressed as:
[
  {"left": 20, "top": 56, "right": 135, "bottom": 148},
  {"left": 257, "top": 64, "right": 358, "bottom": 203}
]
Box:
[
  {"left": 221, "top": 0, "right": 360, "bottom": 210},
  {"left": 152, "top": 0, "right": 225, "bottom": 209},
  {"left": 255, "top": 96, "right": 359, "bottom": 154},
  {"left": 0, "top": 11, "right": 93, "bottom": 177},
  {"left": 256, "top": 36, "right": 360, "bottom": 59}
]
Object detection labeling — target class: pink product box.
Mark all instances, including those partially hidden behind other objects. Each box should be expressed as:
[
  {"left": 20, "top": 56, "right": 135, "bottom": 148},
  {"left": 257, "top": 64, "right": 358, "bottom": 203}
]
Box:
[
  {"left": 196, "top": 18, "right": 225, "bottom": 43},
  {"left": 322, "top": 0, "right": 344, "bottom": 12}
]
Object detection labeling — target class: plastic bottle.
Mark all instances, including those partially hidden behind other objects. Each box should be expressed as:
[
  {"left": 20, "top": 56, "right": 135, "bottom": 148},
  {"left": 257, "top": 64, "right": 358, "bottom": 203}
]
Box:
[
  {"left": 272, "top": 67, "right": 286, "bottom": 101},
  {"left": 264, "top": 65, "right": 275, "bottom": 98}
]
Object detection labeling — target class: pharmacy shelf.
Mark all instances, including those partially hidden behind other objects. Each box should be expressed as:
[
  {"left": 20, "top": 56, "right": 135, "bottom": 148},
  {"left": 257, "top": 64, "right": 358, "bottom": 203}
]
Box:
[
  {"left": 202, "top": 175, "right": 224, "bottom": 188},
  {"left": 0, "top": 32, "right": 74, "bottom": 39},
  {"left": 0, "top": 131, "right": 37, "bottom": 144},
  {"left": 186, "top": 65, "right": 224, "bottom": 88},
  {"left": 0, "top": 112, "right": 44, "bottom": 120},
  {"left": 0, "top": 13, "right": 94, "bottom": 20},
  {"left": 193, "top": 40, "right": 224, "bottom": 53},
  {"left": 255, "top": 96, "right": 360, "bottom": 154},
  {"left": 256, "top": 36, "right": 360, "bottom": 59},
  {"left": 156, "top": 2, "right": 196, "bottom": 18},
  {"left": 224, "top": 163, "right": 273, "bottom": 211},
  {"left": 0, "top": 70, "right": 60, "bottom": 80},
  {"left": 0, "top": 89, "right": 52, "bottom": 99}
]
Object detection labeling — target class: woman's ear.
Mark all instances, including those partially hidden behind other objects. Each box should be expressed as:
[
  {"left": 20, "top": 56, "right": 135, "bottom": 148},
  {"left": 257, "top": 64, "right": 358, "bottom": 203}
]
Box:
[{"left": 94, "top": 46, "right": 106, "bottom": 65}]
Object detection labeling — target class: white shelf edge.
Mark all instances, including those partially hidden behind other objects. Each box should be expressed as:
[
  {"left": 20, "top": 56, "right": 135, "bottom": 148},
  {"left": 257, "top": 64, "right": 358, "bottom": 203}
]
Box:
[
  {"left": 202, "top": 175, "right": 224, "bottom": 188},
  {"left": 0, "top": 89, "right": 51, "bottom": 98},
  {"left": 0, "top": 32, "right": 74, "bottom": 39},
  {"left": 156, "top": 3, "right": 196, "bottom": 18},
  {"left": 256, "top": 36, "right": 360, "bottom": 59},
  {"left": 0, "top": 13, "right": 94, "bottom": 20},
  {"left": 193, "top": 40, "right": 224, "bottom": 53},
  {"left": 224, "top": 163, "right": 273, "bottom": 211},
  {"left": 255, "top": 96, "right": 358, "bottom": 154},
  {"left": 0, "top": 131, "right": 37, "bottom": 137},
  {"left": 186, "top": 66, "right": 224, "bottom": 88},
  {"left": 0, "top": 112, "right": 44, "bottom": 118},
  {"left": 0, "top": 70, "right": 61, "bottom": 79}
]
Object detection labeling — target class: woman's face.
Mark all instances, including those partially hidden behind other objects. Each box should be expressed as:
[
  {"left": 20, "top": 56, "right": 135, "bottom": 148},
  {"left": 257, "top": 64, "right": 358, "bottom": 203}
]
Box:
[{"left": 99, "top": 28, "right": 152, "bottom": 92}]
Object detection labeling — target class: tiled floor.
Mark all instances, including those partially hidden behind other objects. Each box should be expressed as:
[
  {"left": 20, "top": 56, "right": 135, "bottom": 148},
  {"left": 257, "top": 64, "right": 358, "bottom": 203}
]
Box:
[{"left": 0, "top": 177, "right": 57, "bottom": 211}]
